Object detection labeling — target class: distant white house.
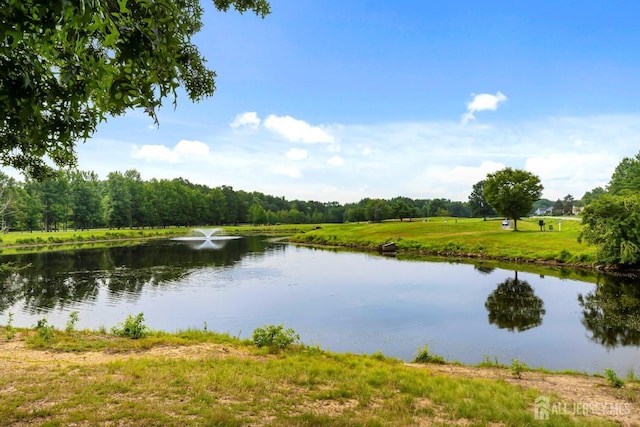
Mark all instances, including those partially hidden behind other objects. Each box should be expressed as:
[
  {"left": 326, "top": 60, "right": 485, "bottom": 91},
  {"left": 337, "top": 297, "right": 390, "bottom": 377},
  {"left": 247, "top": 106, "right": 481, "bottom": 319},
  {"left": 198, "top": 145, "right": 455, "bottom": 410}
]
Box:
[{"left": 534, "top": 206, "right": 554, "bottom": 215}]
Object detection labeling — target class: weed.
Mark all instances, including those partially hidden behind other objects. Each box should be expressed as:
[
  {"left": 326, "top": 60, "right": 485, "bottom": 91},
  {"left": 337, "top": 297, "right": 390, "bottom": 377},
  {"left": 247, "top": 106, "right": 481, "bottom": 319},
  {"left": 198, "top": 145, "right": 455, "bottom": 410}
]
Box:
[
  {"left": 477, "top": 355, "right": 504, "bottom": 368},
  {"left": 370, "top": 350, "right": 388, "bottom": 361},
  {"left": 111, "top": 313, "right": 149, "bottom": 339},
  {"left": 556, "top": 249, "right": 572, "bottom": 262},
  {"left": 626, "top": 366, "right": 636, "bottom": 382},
  {"left": 510, "top": 358, "right": 528, "bottom": 379},
  {"left": 604, "top": 368, "right": 624, "bottom": 388},
  {"left": 35, "top": 318, "right": 55, "bottom": 343},
  {"left": 5, "top": 312, "right": 15, "bottom": 340},
  {"left": 252, "top": 324, "right": 300, "bottom": 350},
  {"left": 413, "top": 344, "right": 446, "bottom": 364},
  {"left": 66, "top": 311, "right": 80, "bottom": 333}
]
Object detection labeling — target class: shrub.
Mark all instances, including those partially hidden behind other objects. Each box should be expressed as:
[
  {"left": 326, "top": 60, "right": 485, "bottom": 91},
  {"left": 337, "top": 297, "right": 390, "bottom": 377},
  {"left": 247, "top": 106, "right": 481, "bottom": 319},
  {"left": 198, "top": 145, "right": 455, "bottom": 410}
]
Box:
[
  {"left": 35, "top": 318, "right": 55, "bottom": 342},
  {"left": 604, "top": 368, "right": 624, "bottom": 388},
  {"left": 111, "top": 313, "right": 149, "bottom": 339},
  {"left": 413, "top": 344, "right": 446, "bottom": 364},
  {"left": 556, "top": 249, "right": 571, "bottom": 263},
  {"left": 66, "top": 311, "right": 80, "bottom": 333},
  {"left": 5, "top": 312, "right": 15, "bottom": 340},
  {"left": 510, "top": 358, "right": 528, "bottom": 379},
  {"left": 252, "top": 324, "right": 300, "bottom": 350}
]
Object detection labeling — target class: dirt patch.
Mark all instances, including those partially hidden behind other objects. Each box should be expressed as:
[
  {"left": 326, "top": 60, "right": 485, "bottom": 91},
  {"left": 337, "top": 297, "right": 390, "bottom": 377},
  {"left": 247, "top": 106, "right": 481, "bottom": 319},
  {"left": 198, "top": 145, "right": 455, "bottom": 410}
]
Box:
[{"left": 0, "top": 337, "right": 254, "bottom": 372}]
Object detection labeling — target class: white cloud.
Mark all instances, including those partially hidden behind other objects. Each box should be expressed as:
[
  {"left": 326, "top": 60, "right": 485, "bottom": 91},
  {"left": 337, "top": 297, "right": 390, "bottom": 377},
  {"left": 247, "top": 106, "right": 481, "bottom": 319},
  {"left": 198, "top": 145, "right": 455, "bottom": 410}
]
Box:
[
  {"left": 327, "top": 155, "right": 344, "bottom": 166},
  {"left": 130, "top": 140, "right": 210, "bottom": 163},
  {"left": 525, "top": 152, "right": 617, "bottom": 200},
  {"left": 285, "top": 148, "right": 308, "bottom": 161},
  {"left": 175, "top": 139, "right": 210, "bottom": 157},
  {"left": 230, "top": 112, "right": 261, "bottom": 129},
  {"left": 90, "top": 112, "right": 638, "bottom": 204},
  {"left": 273, "top": 165, "right": 302, "bottom": 178},
  {"left": 131, "top": 145, "right": 179, "bottom": 163},
  {"left": 461, "top": 92, "right": 507, "bottom": 124},
  {"left": 264, "top": 114, "right": 334, "bottom": 143}
]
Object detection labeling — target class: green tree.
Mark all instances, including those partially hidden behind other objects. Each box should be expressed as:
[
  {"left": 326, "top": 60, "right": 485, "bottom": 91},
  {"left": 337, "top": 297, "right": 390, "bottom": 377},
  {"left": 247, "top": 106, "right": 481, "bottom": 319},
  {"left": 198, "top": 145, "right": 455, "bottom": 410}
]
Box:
[
  {"left": 448, "top": 201, "right": 470, "bottom": 218},
  {"left": 391, "top": 198, "right": 417, "bottom": 221},
  {"left": 483, "top": 168, "right": 543, "bottom": 231},
  {"left": 344, "top": 205, "right": 366, "bottom": 223},
  {"left": 581, "top": 187, "right": 606, "bottom": 206},
  {"left": 0, "top": 172, "right": 20, "bottom": 231},
  {"left": 104, "top": 172, "right": 131, "bottom": 229},
  {"left": 249, "top": 202, "right": 267, "bottom": 225},
  {"left": 20, "top": 180, "right": 44, "bottom": 231},
  {"left": 70, "top": 170, "right": 103, "bottom": 230},
  {"left": 427, "top": 198, "right": 449, "bottom": 217},
  {"left": 563, "top": 194, "right": 575, "bottom": 215},
  {"left": 207, "top": 187, "right": 227, "bottom": 225},
  {"left": 468, "top": 180, "right": 496, "bottom": 220},
  {"left": 124, "top": 170, "right": 145, "bottom": 228},
  {"left": 579, "top": 193, "right": 640, "bottom": 265},
  {"left": 552, "top": 199, "right": 564, "bottom": 216},
  {"left": 0, "top": 0, "right": 270, "bottom": 179},
  {"left": 608, "top": 151, "right": 640, "bottom": 195},
  {"left": 365, "top": 199, "right": 391, "bottom": 222}
]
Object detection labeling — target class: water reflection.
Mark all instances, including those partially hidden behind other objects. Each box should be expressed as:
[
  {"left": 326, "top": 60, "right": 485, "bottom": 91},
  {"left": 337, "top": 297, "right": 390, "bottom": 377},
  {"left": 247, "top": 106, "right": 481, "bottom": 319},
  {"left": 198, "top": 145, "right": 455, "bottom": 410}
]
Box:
[
  {"left": 578, "top": 275, "right": 640, "bottom": 348},
  {"left": 474, "top": 265, "right": 496, "bottom": 275},
  {"left": 485, "top": 271, "right": 546, "bottom": 332},
  {"left": 0, "top": 237, "right": 275, "bottom": 314},
  {"left": 2, "top": 240, "right": 640, "bottom": 373}
]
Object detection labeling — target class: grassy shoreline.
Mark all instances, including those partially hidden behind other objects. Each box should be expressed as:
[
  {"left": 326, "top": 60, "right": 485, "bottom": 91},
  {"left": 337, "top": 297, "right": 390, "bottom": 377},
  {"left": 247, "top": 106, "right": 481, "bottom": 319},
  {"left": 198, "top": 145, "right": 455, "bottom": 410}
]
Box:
[
  {"left": 1, "top": 325, "right": 636, "bottom": 426},
  {"left": 288, "top": 217, "right": 608, "bottom": 270}
]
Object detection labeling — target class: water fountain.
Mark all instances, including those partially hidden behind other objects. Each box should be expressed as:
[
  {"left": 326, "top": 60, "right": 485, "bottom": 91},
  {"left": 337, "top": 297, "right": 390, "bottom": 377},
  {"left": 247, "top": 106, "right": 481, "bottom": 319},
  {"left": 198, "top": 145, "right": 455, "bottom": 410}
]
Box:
[{"left": 171, "top": 228, "right": 242, "bottom": 250}]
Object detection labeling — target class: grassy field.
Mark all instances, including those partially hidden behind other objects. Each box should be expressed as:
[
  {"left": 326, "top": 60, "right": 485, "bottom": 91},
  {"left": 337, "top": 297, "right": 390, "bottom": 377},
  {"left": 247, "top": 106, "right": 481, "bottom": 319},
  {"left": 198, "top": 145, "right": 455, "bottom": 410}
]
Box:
[
  {"left": 1, "top": 325, "right": 633, "bottom": 426},
  {"left": 290, "top": 217, "right": 598, "bottom": 266}
]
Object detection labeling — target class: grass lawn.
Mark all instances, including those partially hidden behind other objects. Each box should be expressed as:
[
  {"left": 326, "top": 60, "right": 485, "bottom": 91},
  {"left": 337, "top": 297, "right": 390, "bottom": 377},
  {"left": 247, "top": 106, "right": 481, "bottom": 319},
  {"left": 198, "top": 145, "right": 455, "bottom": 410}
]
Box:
[
  {"left": 290, "top": 217, "right": 597, "bottom": 266},
  {"left": 0, "top": 326, "right": 633, "bottom": 426}
]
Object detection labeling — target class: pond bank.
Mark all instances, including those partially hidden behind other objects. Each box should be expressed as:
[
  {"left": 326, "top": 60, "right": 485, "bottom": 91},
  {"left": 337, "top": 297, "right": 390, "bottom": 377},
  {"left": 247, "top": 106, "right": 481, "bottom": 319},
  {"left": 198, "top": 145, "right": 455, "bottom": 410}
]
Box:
[{"left": 0, "top": 329, "right": 637, "bottom": 426}]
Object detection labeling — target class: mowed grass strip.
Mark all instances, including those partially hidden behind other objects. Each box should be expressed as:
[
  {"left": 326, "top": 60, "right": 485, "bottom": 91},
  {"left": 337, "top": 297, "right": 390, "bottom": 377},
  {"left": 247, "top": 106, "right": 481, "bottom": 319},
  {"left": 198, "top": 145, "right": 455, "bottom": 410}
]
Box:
[
  {"left": 291, "top": 217, "right": 597, "bottom": 265},
  {"left": 0, "top": 328, "right": 609, "bottom": 426}
]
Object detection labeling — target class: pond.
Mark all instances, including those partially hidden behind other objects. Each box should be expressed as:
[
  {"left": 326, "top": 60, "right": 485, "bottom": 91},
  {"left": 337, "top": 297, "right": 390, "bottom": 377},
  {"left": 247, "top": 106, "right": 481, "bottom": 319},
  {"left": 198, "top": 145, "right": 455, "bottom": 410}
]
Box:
[{"left": 1, "top": 236, "right": 639, "bottom": 375}]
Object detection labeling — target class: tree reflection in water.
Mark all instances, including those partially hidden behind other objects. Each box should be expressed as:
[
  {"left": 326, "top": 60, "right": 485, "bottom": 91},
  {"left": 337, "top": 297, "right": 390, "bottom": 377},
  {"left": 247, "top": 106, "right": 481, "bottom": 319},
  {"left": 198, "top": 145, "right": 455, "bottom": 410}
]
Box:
[
  {"left": 578, "top": 275, "right": 640, "bottom": 348},
  {"left": 0, "top": 237, "right": 275, "bottom": 314},
  {"left": 485, "top": 271, "right": 546, "bottom": 332}
]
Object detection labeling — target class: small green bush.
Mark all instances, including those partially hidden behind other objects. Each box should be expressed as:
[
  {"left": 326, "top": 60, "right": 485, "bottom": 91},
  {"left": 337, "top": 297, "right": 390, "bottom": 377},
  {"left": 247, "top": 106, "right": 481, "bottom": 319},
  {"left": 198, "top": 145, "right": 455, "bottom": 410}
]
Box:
[
  {"left": 35, "top": 318, "right": 55, "bottom": 342},
  {"left": 111, "top": 313, "right": 149, "bottom": 339},
  {"left": 510, "top": 358, "right": 528, "bottom": 379},
  {"left": 413, "top": 344, "right": 446, "bottom": 364},
  {"left": 66, "top": 311, "right": 80, "bottom": 333},
  {"left": 5, "top": 312, "right": 15, "bottom": 340},
  {"left": 252, "top": 324, "right": 300, "bottom": 350},
  {"left": 556, "top": 249, "right": 572, "bottom": 262},
  {"left": 604, "top": 368, "right": 624, "bottom": 388}
]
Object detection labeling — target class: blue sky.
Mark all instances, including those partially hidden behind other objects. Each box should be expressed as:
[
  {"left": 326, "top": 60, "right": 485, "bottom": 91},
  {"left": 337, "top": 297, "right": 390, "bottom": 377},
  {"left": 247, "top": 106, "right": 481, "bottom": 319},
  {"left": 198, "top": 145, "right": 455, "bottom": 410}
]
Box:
[{"left": 75, "top": 1, "right": 640, "bottom": 203}]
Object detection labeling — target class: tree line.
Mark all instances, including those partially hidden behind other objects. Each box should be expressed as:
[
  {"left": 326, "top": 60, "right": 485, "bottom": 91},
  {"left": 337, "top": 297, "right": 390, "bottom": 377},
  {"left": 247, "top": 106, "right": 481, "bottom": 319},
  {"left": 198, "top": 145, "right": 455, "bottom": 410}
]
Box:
[{"left": 0, "top": 169, "right": 478, "bottom": 232}]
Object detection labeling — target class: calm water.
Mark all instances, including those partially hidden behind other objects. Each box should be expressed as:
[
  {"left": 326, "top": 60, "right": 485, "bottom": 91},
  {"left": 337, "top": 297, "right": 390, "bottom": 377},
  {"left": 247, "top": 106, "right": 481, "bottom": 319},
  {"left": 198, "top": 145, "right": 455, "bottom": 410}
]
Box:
[{"left": 1, "top": 236, "right": 639, "bottom": 374}]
